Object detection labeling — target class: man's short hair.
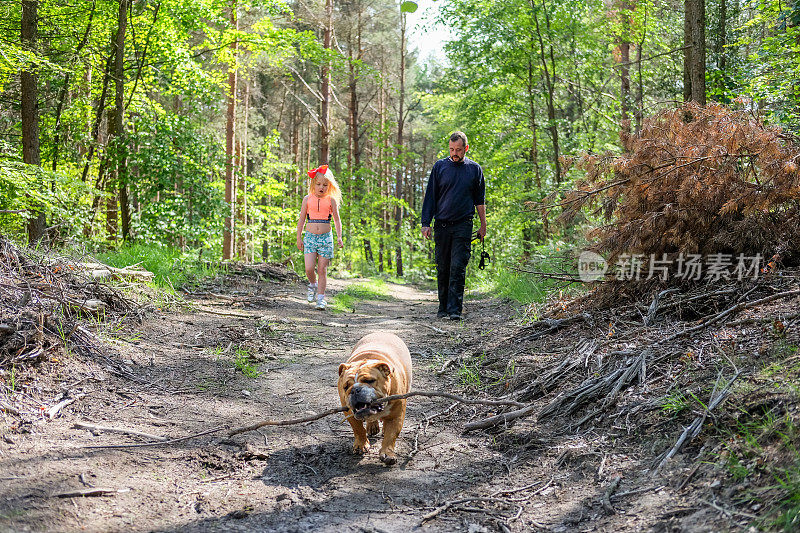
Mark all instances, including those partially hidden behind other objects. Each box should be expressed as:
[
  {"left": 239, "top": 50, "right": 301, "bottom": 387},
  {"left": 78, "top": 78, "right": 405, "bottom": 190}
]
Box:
[{"left": 449, "top": 131, "right": 468, "bottom": 147}]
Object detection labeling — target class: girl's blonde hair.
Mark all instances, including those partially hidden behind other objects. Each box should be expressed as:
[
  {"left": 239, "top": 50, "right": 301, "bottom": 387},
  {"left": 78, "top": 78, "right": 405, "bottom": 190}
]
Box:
[{"left": 308, "top": 168, "right": 342, "bottom": 205}]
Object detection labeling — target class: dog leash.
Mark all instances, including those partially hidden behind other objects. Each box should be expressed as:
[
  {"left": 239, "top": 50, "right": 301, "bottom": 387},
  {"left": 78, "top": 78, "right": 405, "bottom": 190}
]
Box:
[{"left": 471, "top": 232, "right": 491, "bottom": 270}]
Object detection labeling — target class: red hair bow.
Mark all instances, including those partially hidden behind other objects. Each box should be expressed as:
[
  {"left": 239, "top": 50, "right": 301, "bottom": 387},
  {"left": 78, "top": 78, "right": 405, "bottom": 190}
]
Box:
[{"left": 307, "top": 164, "right": 328, "bottom": 178}]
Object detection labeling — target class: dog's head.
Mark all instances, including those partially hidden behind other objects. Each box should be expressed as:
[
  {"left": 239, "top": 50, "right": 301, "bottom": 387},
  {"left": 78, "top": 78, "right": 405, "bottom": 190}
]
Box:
[{"left": 338, "top": 360, "right": 393, "bottom": 420}]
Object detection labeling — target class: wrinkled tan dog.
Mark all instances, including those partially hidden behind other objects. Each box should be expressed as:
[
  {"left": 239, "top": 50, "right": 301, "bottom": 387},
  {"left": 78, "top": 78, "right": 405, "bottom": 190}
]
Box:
[{"left": 338, "top": 331, "right": 412, "bottom": 465}]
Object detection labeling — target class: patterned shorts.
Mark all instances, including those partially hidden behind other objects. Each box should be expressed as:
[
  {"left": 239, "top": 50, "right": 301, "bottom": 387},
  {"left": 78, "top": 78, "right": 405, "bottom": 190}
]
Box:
[{"left": 303, "top": 231, "right": 334, "bottom": 259}]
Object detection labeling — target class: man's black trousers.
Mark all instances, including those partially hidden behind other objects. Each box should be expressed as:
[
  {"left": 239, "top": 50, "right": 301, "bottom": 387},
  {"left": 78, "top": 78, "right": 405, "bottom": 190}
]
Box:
[{"left": 434, "top": 219, "right": 472, "bottom": 316}]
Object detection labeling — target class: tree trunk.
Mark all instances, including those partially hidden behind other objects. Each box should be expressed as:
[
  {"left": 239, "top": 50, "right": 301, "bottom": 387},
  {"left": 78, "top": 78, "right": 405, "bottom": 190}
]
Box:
[
  {"left": 81, "top": 54, "right": 112, "bottom": 183},
  {"left": 237, "top": 79, "right": 250, "bottom": 259},
  {"left": 21, "top": 0, "right": 46, "bottom": 244},
  {"left": 394, "top": 8, "right": 406, "bottom": 278},
  {"left": 684, "top": 0, "right": 706, "bottom": 105},
  {"left": 533, "top": 0, "right": 561, "bottom": 183},
  {"left": 716, "top": 0, "right": 726, "bottom": 71},
  {"left": 618, "top": 0, "right": 632, "bottom": 134},
  {"left": 223, "top": 0, "right": 238, "bottom": 260},
  {"left": 635, "top": 3, "right": 646, "bottom": 133},
  {"left": 525, "top": 56, "right": 541, "bottom": 253},
  {"left": 320, "top": 0, "right": 333, "bottom": 164},
  {"left": 107, "top": 0, "right": 130, "bottom": 242}
]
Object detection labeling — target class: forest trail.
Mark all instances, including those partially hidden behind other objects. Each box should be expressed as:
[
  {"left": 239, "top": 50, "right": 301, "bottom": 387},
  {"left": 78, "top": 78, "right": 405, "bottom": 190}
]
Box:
[{"left": 2, "top": 273, "right": 711, "bottom": 533}]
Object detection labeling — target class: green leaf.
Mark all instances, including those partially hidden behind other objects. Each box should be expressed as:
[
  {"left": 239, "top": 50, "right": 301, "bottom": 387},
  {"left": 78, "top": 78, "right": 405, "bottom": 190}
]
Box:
[{"left": 400, "top": 1, "right": 418, "bottom": 14}]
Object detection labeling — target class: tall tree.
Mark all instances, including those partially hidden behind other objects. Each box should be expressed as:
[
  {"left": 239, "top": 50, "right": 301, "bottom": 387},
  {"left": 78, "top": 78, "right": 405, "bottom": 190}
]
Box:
[
  {"left": 223, "top": 0, "right": 239, "bottom": 260},
  {"left": 21, "top": 0, "right": 46, "bottom": 243},
  {"left": 533, "top": 0, "right": 562, "bottom": 182},
  {"left": 320, "top": 0, "right": 333, "bottom": 164},
  {"left": 107, "top": 0, "right": 129, "bottom": 241},
  {"left": 394, "top": 3, "right": 409, "bottom": 277},
  {"left": 684, "top": 0, "right": 706, "bottom": 104}
]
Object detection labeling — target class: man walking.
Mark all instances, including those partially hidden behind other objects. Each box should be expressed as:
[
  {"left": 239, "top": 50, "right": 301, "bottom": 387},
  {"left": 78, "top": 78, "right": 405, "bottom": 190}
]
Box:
[{"left": 421, "top": 131, "right": 487, "bottom": 321}]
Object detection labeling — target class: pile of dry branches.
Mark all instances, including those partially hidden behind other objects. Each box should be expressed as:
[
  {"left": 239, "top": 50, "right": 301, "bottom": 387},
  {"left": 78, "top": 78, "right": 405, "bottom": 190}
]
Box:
[
  {"left": 0, "top": 237, "right": 144, "bottom": 369},
  {"left": 466, "top": 272, "right": 800, "bottom": 451},
  {"left": 557, "top": 103, "right": 800, "bottom": 264}
]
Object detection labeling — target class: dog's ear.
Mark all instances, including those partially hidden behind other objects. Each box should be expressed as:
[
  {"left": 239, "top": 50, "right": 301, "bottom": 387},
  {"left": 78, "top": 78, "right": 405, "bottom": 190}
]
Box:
[
  {"left": 338, "top": 363, "right": 350, "bottom": 376},
  {"left": 375, "top": 362, "right": 392, "bottom": 378}
]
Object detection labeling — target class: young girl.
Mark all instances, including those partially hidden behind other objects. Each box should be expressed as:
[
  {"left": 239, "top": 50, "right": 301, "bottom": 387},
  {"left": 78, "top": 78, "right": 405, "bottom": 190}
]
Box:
[{"left": 296, "top": 165, "right": 344, "bottom": 310}]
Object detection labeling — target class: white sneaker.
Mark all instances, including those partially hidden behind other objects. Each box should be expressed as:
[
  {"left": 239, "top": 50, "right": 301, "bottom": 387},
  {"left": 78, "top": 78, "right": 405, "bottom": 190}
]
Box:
[
  {"left": 307, "top": 284, "right": 316, "bottom": 302},
  {"left": 315, "top": 297, "right": 327, "bottom": 310}
]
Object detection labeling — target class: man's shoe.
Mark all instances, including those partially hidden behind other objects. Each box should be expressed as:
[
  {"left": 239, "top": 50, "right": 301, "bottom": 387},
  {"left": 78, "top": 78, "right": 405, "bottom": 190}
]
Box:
[
  {"left": 449, "top": 314, "right": 462, "bottom": 321},
  {"left": 315, "top": 297, "right": 327, "bottom": 310},
  {"left": 307, "top": 284, "right": 317, "bottom": 302},
  {"left": 436, "top": 311, "right": 448, "bottom": 319}
]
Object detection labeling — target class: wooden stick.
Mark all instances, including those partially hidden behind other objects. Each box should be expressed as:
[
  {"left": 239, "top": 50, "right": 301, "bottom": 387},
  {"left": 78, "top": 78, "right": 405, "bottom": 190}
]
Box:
[
  {"left": 84, "top": 390, "right": 529, "bottom": 448},
  {"left": 47, "top": 394, "right": 86, "bottom": 420},
  {"left": 227, "top": 407, "right": 348, "bottom": 437},
  {"left": 54, "top": 487, "right": 130, "bottom": 498},
  {"left": 83, "top": 426, "right": 228, "bottom": 449},
  {"left": 74, "top": 422, "right": 168, "bottom": 442},
  {"left": 463, "top": 405, "right": 537, "bottom": 432}
]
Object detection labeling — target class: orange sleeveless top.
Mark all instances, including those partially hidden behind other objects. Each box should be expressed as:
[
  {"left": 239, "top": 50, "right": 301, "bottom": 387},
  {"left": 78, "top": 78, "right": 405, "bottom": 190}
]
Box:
[{"left": 307, "top": 195, "right": 333, "bottom": 222}]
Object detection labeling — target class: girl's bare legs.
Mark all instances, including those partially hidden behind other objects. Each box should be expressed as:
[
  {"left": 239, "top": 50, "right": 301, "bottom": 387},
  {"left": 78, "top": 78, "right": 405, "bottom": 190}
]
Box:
[
  {"left": 304, "top": 253, "right": 318, "bottom": 285},
  {"left": 316, "top": 257, "right": 330, "bottom": 296}
]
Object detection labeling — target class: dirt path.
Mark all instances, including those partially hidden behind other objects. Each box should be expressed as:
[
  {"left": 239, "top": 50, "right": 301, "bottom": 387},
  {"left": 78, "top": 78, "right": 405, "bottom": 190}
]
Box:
[
  {"left": 1, "top": 276, "right": 528, "bottom": 532},
  {"left": 1, "top": 274, "right": 713, "bottom": 532}
]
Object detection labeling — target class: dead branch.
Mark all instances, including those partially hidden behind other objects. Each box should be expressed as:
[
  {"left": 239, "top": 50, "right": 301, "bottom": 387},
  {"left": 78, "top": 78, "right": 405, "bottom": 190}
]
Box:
[
  {"left": 520, "top": 287, "right": 799, "bottom": 427},
  {"left": 54, "top": 487, "right": 130, "bottom": 498},
  {"left": 227, "top": 406, "right": 348, "bottom": 437},
  {"left": 47, "top": 394, "right": 86, "bottom": 419},
  {"left": 421, "top": 497, "right": 517, "bottom": 524},
  {"left": 463, "top": 405, "right": 537, "bottom": 432},
  {"left": 73, "top": 421, "right": 168, "bottom": 441},
  {"left": 85, "top": 391, "right": 528, "bottom": 448},
  {"left": 511, "top": 268, "right": 587, "bottom": 283},
  {"left": 83, "top": 426, "right": 228, "bottom": 449},
  {"left": 657, "top": 289, "right": 800, "bottom": 345},
  {"left": 653, "top": 372, "right": 741, "bottom": 472},
  {"left": 602, "top": 475, "right": 622, "bottom": 514}
]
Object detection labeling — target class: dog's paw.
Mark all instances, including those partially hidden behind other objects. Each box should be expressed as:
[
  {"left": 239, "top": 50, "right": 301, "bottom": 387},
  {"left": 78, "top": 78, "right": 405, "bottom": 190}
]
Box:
[
  {"left": 353, "top": 440, "right": 370, "bottom": 454},
  {"left": 366, "top": 420, "right": 380, "bottom": 436},
  {"left": 379, "top": 451, "right": 397, "bottom": 465}
]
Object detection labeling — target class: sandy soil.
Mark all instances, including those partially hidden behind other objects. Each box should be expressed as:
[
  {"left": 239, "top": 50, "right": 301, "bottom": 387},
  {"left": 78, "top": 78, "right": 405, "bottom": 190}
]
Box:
[{"left": 0, "top": 274, "right": 744, "bottom": 532}]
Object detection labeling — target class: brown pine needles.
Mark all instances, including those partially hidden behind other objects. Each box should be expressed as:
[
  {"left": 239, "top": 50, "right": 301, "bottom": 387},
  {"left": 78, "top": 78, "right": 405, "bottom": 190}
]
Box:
[{"left": 556, "top": 103, "right": 800, "bottom": 264}]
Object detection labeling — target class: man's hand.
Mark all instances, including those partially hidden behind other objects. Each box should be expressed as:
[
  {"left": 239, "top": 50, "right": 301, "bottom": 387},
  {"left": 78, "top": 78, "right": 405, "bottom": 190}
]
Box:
[
  {"left": 477, "top": 223, "right": 487, "bottom": 241},
  {"left": 421, "top": 226, "right": 432, "bottom": 239}
]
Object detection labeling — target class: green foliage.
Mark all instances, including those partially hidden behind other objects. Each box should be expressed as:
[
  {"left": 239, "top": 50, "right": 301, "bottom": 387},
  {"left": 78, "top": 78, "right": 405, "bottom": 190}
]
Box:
[
  {"left": 0, "top": 160, "right": 97, "bottom": 238},
  {"left": 329, "top": 279, "right": 394, "bottom": 312},
  {"left": 660, "top": 389, "right": 691, "bottom": 416},
  {"left": 232, "top": 347, "right": 262, "bottom": 378},
  {"left": 96, "top": 243, "right": 220, "bottom": 290}
]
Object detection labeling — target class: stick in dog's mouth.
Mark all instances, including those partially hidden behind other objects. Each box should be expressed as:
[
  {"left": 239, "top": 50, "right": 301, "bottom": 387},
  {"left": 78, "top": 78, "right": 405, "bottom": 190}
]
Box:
[{"left": 351, "top": 400, "right": 385, "bottom": 419}]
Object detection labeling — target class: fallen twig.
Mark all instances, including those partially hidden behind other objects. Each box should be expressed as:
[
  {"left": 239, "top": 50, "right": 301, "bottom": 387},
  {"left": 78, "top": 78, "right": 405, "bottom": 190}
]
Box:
[
  {"left": 74, "top": 421, "right": 168, "bottom": 441},
  {"left": 85, "top": 390, "right": 526, "bottom": 448},
  {"left": 601, "top": 475, "right": 622, "bottom": 515},
  {"left": 463, "top": 404, "right": 537, "bottom": 432},
  {"left": 654, "top": 372, "right": 741, "bottom": 472},
  {"left": 47, "top": 394, "right": 86, "bottom": 420},
  {"left": 83, "top": 426, "right": 228, "bottom": 449},
  {"left": 656, "top": 288, "right": 800, "bottom": 346},
  {"left": 422, "top": 323, "right": 446, "bottom": 334},
  {"left": 54, "top": 487, "right": 130, "bottom": 498},
  {"left": 420, "top": 497, "right": 515, "bottom": 524}
]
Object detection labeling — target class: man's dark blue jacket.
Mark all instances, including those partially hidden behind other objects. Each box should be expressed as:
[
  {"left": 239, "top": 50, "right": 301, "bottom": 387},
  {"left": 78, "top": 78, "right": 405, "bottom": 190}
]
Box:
[{"left": 420, "top": 157, "right": 485, "bottom": 227}]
